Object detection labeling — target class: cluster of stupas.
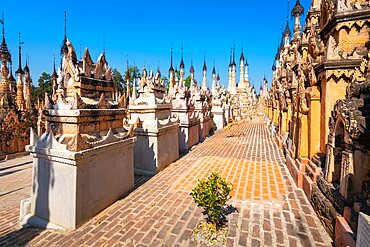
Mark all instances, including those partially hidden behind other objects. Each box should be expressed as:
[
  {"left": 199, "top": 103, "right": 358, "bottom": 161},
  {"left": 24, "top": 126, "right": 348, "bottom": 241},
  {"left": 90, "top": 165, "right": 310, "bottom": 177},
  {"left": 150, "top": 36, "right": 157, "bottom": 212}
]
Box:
[
  {"left": 0, "top": 17, "right": 37, "bottom": 156},
  {"left": 0, "top": 9, "right": 263, "bottom": 230}
]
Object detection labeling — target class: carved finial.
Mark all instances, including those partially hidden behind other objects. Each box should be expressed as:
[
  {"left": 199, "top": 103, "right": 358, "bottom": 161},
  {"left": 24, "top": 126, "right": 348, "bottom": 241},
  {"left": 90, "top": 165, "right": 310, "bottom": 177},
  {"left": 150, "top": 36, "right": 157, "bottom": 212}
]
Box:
[
  {"left": 0, "top": 12, "right": 11, "bottom": 63},
  {"left": 15, "top": 32, "right": 24, "bottom": 75},
  {"left": 212, "top": 59, "right": 216, "bottom": 75},
  {"left": 64, "top": 11, "right": 67, "bottom": 38},
  {"left": 169, "top": 45, "right": 174, "bottom": 72},
  {"left": 52, "top": 54, "right": 58, "bottom": 78},
  {"left": 190, "top": 58, "right": 194, "bottom": 74},
  {"left": 180, "top": 43, "right": 184, "bottom": 69},
  {"left": 103, "top": 35, "right": 106, "bottom": 54},
  {"left": 203, "top": 52, "right": 207, "bottom": 72},
  {"left": 287, "top": 0, "right": 290, "bottom": 21},
  {"left": 1, "top": 12, "right": 4, "bottom": 39},
  {"left": 60, "top": 11, "right": 68, "bottom": 65},
  {"left": 232, "top": 41, "right": 236, "bottom": 65}
]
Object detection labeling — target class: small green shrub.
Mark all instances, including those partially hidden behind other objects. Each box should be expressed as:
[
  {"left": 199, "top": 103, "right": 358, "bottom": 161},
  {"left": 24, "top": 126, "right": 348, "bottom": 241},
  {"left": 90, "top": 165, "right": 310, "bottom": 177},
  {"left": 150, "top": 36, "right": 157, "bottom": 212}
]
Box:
[{"left": 190, "top": 172, "right": 233, "bottom": 227}]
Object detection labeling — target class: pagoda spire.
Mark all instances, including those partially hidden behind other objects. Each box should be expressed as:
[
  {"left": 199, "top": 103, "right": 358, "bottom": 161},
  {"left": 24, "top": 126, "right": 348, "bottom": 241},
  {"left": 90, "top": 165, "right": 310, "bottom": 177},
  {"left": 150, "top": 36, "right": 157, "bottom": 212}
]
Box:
[
  {"left": 202, "top": 53, "right": 207, "bottom": 91},
  {"left": 212, "top": 60, "right": 216, "bottom": 75},
  {"left": 211, "top": 61, "right": 216, "bottom": 94},
  {"left": 291, "top": 0, "right": 304, "bottom": 37},
  {"left": 131, "top": 62, "right": 137, "bottom": 101},
  {"left": 190, "top": 59, "right": 195, "bottom": 87},
  {"left": 283, "top": 0, "right": 291, "bottom": 46},
  {"left": 52, "top": 56, "right": 58, "bottom": 100},
  {"left": 23, "top": 55, "right": 32, "bottom": 110},
  {"left": 231, "top": 42, "right": 237, "bottom": 90},
  {"left": 203, "top": 53, "right": 207, "bottom": 72},
  {"left": 60, "top": 11, "right": 68, "bottom": 64},
  {"left": 169, "top": 45, "right": 174, "bottom": 72},
  {"left": 52, "top": 55, "right": 58, "bottom": 78},
  {"left": 179, "top": 43, "right": 184, "bottom": 69},
  {"left": 179, "top": 44, "right": 185, "bottom": 87},
  {"left": 0, "top": 12, "right": 11, "bottom": 98},
  {"left": 0, "top": 12, "right": 11, "bottom": 63},
  {"left": 169, "top": 46, "right": 175, "bottom": 92},
  {"left": 16, "top": 32, "right": 24, "bottom": 75},
  {"left": 244, "top": 54, "right": 249, "bottom": 83},
  {"left": 15, "top": 31, "right": 25, "bottom": 108},
  {"left": 232, "top": 42, "right": 236, "bottom": 66},
  {"left": 239, "top": 46, "right": 245, "bottom": 88}
]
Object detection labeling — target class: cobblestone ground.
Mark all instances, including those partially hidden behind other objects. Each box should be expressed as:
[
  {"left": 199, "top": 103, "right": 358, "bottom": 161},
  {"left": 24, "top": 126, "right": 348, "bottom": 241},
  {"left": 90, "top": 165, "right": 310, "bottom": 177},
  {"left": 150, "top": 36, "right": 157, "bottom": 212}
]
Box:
[{"left": 0, "top": 118, "right": 332, "bottom": 246}]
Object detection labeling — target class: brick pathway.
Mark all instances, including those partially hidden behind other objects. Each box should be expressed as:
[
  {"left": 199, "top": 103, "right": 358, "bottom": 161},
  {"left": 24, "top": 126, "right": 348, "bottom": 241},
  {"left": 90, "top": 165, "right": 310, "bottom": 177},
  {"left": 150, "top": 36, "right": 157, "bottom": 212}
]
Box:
[{"left": 0, "top": 118, "right": 332, "bottom": 246}]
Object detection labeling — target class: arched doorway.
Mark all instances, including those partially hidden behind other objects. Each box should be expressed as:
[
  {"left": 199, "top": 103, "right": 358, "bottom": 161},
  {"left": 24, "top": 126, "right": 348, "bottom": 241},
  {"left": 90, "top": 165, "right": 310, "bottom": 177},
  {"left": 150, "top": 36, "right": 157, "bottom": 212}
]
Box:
[{"left": 332, "top": 120, "right": 345, "bottom": 188}]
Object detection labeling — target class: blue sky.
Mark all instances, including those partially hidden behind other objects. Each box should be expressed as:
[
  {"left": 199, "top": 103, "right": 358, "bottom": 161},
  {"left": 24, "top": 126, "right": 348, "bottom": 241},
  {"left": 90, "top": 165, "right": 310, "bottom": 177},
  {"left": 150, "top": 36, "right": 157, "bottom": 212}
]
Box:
[{"left": 2, "top": 0, "right": 311, "bottom": 89}]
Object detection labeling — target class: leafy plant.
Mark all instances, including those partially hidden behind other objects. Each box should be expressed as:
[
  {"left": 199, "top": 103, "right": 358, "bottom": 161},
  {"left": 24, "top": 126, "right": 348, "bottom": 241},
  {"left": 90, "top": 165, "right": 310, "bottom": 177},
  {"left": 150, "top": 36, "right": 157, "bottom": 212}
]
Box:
[{"left": 191, "top": 173, "right": 233, "bottom": 228}]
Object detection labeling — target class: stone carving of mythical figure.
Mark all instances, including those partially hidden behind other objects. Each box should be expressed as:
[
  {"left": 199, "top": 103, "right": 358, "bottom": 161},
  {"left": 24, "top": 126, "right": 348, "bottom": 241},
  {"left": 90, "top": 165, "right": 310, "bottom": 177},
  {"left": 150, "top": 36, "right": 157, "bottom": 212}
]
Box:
[
  {"left": 139, "top": 68, "right": 148, "bottom": 89},
  {"left": 155, "top": 69, "right": 161, "bottom": 86},
  {"left": 148, "top": 70, "right": 154, "bottom": 85},
  {"left": 307, "top": 55, "right": 318, "bottom": 86}
]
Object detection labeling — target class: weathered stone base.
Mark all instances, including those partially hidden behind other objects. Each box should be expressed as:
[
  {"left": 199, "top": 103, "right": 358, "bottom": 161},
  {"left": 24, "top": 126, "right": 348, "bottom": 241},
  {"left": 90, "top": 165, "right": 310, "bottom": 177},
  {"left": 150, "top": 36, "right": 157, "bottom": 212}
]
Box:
[
  {"left": 133, "top": 124, "right": 179, "bottom": 175},
  {"left": 178, "top": 122, "right": 199, "bottom": 153},
  {"left": 310, "top": 182, "right": 339, "bottom": 239},
  {"left": 199, "top": 118, "right": 211, "bottom": 142},
  {"left": 20, "top": 138, "right": 135, "bottom": 230},
  {"left": 212, "top": 109, "right": 225, "bottom": 131}
]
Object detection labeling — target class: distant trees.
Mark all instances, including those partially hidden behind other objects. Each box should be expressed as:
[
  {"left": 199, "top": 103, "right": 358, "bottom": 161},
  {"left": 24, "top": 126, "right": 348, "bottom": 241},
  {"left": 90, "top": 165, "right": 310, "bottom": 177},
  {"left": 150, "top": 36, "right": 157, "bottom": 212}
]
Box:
[
  {"left": 33, "top": 72, "right": 52, "bottom": 100},
  {"left": 162, "top": 76, "right": 169, "bottom": 93},
  {"left": 112, "top": 69, "right": 125, "bottom": 90},
  {"left": 185, "top": 75, "right": 197, "bottom": 88}
]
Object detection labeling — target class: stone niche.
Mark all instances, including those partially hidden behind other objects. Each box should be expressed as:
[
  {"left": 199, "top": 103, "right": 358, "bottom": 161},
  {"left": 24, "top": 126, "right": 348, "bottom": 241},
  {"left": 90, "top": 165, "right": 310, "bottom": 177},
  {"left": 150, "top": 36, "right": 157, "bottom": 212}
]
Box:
[
  {"left": 19, "top": 40, "right": 135, "bottom": 230},
  {"left": 171, "top": 83, "right": 199, "bottom": 153},
  {"left": 129, "top": 68, "right": 179, "bottom": 175}
]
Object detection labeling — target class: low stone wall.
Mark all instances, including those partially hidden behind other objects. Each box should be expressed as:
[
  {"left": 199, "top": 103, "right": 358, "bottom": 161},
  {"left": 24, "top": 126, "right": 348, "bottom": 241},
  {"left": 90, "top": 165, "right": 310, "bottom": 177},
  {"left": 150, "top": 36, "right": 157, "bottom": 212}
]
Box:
[{"left": 310, "top": 182, "right": 339, "bottom": 238}]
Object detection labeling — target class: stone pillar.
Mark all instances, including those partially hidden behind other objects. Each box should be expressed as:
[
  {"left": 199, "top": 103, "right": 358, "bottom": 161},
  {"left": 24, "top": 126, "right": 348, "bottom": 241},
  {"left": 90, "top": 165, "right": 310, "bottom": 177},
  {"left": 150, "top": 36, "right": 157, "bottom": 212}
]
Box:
[
  {"left": 308, "top": 86, "right": 321, "bottom": 159},
  {"left": 298, "top": 114, "right": 309, "bottom": 158}
]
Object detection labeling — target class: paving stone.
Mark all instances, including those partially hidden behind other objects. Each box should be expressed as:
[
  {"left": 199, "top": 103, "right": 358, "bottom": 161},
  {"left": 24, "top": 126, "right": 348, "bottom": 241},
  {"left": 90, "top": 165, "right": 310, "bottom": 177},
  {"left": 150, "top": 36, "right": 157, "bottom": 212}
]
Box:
[
  {"left": 251, "top": 238, "right": 261, "bottom": 247},
  {"left": 238, "top": 231, "right": 248, "bottom": 246},
  {"left": 0, "top": 119, "right": 333, "bottom": 246},
  {"left": 263, "top": 232, "right": 272, "bottom": 246},
  {"left": 263, "top": 220, "right": 271, "bottom": 231}
]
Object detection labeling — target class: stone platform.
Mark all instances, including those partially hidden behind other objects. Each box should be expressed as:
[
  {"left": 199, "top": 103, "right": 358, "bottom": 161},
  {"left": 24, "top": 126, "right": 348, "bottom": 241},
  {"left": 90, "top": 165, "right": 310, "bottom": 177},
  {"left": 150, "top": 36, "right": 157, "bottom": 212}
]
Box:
[{"left": 0, "top": 118, "right": 332, "bottom": 246}]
